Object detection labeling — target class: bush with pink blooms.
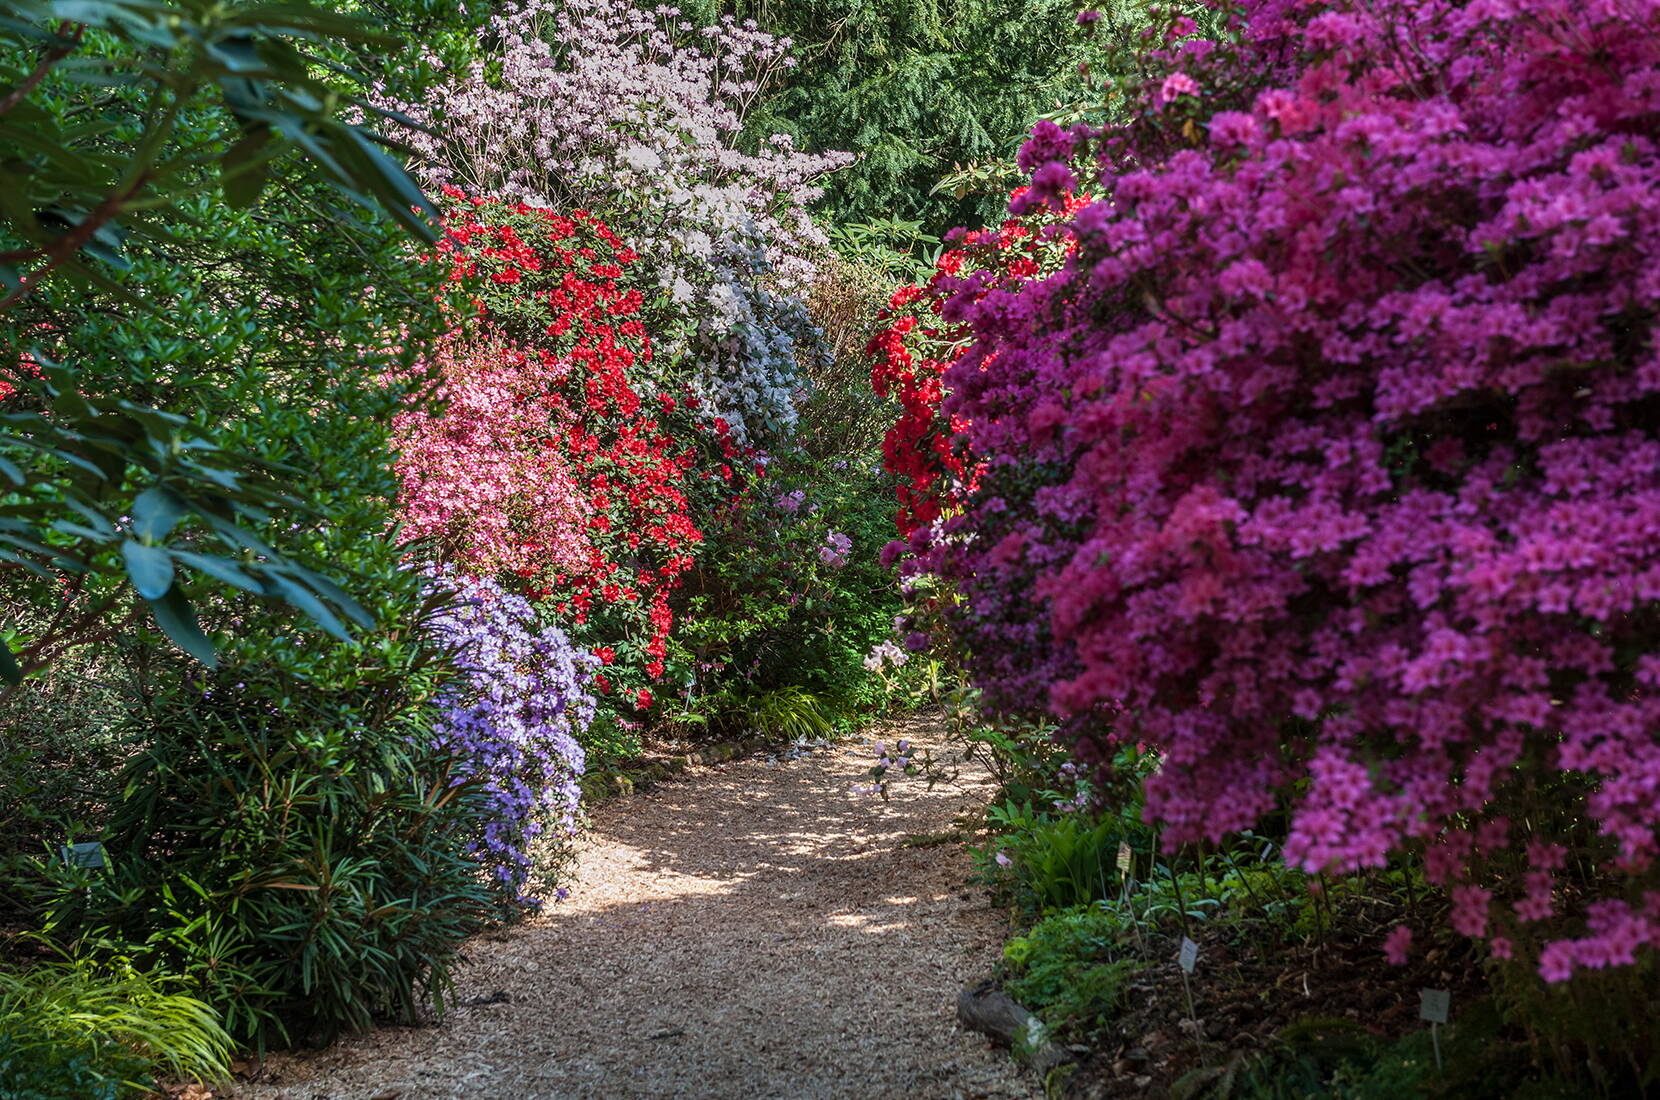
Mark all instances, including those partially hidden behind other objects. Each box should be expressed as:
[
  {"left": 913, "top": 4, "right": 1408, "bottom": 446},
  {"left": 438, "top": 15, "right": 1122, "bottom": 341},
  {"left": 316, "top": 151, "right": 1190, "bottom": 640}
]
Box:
[{"left": 885, "top": 0, "right": 1660, "bottom": 993}]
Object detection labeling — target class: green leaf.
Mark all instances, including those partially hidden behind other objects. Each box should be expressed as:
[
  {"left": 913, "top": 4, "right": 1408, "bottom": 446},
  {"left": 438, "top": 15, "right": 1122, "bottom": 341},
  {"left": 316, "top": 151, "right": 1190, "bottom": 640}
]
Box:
[
  {"left": 173, "top": 550, "right": 261, "bottom": 593},
  {"left": 0, "top": 639, "right": 19, "bottom": 684},
  {"left": 131, "top": 485, "right": 187, "bottom": 541},
  {"left": 265, "top": 573, "right": 349, "bottom": 641},
  {"left": 221, "top": 125, "right": 274, "bottom": 208},
  {"left": 121, "top": 538, "right": 174, "bottom": 599},
  {"left": 144, "top": 587, "right": 216, "bottom": 667}
]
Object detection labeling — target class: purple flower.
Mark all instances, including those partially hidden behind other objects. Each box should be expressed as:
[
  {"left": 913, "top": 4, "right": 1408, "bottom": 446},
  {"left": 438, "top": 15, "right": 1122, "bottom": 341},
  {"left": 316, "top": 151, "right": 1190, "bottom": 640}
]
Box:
[{"left": 424, "top": 568, "right": 595, "bottom": 908}]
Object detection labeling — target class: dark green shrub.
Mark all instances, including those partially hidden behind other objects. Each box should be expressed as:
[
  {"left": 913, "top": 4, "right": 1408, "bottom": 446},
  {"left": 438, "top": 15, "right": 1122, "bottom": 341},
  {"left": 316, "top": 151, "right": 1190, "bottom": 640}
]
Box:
[
  {"left": 669, "top": 452, "right": 912, "bottom": 738},
  {"left": 44, "top": 588, "right": 496, "bottom": 1046}
]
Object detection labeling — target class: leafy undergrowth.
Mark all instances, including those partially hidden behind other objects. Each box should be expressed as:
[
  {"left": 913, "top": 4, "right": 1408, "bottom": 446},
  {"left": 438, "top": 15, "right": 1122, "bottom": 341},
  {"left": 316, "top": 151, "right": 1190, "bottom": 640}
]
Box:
[{"left": 993, "top": 874, "right": 1635, "bottom": 1099}]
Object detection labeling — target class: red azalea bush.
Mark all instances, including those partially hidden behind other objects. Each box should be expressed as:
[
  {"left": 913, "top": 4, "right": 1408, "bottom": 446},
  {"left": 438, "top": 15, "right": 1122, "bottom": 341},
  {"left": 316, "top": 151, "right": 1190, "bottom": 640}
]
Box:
[
  {"left": 396, "top": 193, "right": 753, "bottom": 711},
  {"left": 892, "top": 0, "right": 1660, "bottom": 980},
  {"left": 869, "top": 192, "right": 1087, "bottom": 713}
]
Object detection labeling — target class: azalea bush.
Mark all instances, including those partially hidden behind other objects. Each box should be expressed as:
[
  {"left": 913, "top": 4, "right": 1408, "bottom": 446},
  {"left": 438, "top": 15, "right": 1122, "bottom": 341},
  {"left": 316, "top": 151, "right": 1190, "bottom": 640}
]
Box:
[
  {"left": 868, "top": 190, "right": 1088, "bottom": 717},
  {"left": 396, "top": 194, "right": 751, "bottom": 725},
  {"left": 884, "top": 0, "right": 1660, "bottom": 993}
]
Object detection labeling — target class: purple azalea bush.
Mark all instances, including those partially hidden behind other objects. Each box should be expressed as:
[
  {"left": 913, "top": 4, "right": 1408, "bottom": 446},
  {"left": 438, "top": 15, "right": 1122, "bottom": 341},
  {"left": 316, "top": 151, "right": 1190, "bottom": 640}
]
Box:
[
  {"left": 896, "top": 0, "right": 1660, "bottom": 979},
  {"left": 425, "top": 569, "right": 596, "bottom": 907}
]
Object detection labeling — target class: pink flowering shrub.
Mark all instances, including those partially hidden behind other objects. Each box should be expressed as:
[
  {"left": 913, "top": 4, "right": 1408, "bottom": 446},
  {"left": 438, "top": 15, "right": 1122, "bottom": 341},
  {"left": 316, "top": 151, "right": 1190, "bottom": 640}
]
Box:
[
  {"left": 898, "top": 0, "right": 1660, "bottom": 981},
  {"left": 392, "top": 334, "right": 589, "bottom": 577}
]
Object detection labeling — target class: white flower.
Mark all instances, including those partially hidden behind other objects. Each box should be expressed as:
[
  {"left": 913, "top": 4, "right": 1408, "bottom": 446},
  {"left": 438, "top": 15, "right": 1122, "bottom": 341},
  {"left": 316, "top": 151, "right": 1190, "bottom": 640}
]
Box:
[{"left": 619, "top": 144, "right": 663, "bottom": 172}]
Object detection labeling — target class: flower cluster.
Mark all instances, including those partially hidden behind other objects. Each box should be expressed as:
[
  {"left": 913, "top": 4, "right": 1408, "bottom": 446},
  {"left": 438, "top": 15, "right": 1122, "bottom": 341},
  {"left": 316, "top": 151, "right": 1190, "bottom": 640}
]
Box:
[
  {"left": 385, "top": 0, "right": 850, "bottom": 442},
  {"left": 424, "top": 568, "right": 595, "bottom": 907},
  {"left": 817, "top": 530, "right": 852, "bottom": 568},
  {"left": 391, "top": 334, "right": 589, "bottom": 577},
  {"left": 868, "top": 192, "right": 1089, "bottom": 715},
  {"left": 396, "top": 194, "right": 756, "bottom": 713},
  {"left": 862, "top": 640, "right": 909, "bottom": 672},
  {"left": 885, "top": 0, "right": 1660, "bottom": 980}
]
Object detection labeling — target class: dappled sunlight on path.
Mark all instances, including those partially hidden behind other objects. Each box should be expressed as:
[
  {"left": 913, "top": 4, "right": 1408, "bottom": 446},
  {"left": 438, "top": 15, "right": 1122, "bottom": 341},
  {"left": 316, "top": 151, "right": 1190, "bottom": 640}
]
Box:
[{"left": 242, "top": 716, "right": 1038, "bottom": 1100}]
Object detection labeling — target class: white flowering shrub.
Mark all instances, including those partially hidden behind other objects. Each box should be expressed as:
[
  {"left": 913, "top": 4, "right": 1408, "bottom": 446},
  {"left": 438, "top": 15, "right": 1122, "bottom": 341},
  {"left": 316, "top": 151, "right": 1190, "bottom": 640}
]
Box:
[{"left": 387, "top": 0, "right": 851, "bottom": 442}]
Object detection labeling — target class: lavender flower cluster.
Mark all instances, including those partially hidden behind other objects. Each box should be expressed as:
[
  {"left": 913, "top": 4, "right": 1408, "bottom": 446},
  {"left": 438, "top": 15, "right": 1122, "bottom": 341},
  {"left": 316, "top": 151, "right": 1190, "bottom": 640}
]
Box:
[{"left": 425, "top": 569, "right": 596, "bottom": 907}]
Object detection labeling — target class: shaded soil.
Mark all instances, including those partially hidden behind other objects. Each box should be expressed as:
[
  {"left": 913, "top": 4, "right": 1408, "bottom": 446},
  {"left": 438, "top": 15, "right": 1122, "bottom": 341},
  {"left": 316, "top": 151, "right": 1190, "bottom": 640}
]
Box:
[
  {"left": 235, "top": 715, "right": 1040, "bottom": 1100},
  {"left": 1065, "top": 918, "right": 1488, "bottom": 1097}
]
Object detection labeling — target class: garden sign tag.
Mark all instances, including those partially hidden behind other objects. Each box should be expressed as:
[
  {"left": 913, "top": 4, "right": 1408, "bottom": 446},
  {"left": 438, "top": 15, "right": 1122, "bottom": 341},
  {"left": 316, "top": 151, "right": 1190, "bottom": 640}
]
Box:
[
  {"left": 1419, "top": 988, "right": 1450, "bottom": 1071},
  {"left": 1175, "top": 937, "right": 1201, "bottom": 1038},
  {"left": 1178, "top": 937, "right": 1199, "bottom": 974},
  {"left": 60, "top": 841, "right": 105, "bottom": 870}
]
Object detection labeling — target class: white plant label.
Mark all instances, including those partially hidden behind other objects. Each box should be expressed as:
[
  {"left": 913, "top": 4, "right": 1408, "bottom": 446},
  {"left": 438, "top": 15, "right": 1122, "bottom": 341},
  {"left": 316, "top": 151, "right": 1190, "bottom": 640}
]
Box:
[
  {"left": 60, "top": 841, "right": 105, "bottom": 870},
  {"left": 1178, "top": 937, "right": 1199, "bottom": 974},
  {"left": 1419, "top": 988, "right": 1450, "bottom": 1024}
]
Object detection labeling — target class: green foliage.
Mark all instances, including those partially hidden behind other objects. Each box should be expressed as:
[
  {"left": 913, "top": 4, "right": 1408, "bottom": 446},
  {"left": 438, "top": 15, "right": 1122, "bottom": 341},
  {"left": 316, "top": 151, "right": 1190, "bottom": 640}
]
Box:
[
  {"left": 1002, "top": 904, "right": 1144, "bottom": 1041},
  {"left": 685, "top": 0, "right": 1088, "bottom": 231},
  {"left": 23, "top": 455, "right": 502, "bottom": 1046},
  {"left": 0, "top": 0, "right": 500, "bottom": 1041},
  {"left": 43, "top": 620, "right": 494, "bottom": 1046},
  {"left": 669, "top": 452, "right": 910, "bottom": 739},
  {"left": 1486, "top": 951, "right": 1660, "bottom": 1092},
  {"left": 1174, "top": 1002, "right": 1600, "bottom": 1100},
  {"left": 0, "top": 952, "right": 231, "bottom": 1099},
  {"left": 0, "top": 659, "right": 126, "bottom": 920},
  {"left": 730, "top": 686, "right": 838, "bottom": 742},
  {"left": 823, "top": 219, "right": 942, "bottom": 281},
  {"left": 798, "top": 255, "right": 910, "bottom": 464},
  {"left": 0, "top": 0, "right": 451, "bottom": 685},
  {"left": 984, "top": 802, "right": 1137, "bottom": 914}
]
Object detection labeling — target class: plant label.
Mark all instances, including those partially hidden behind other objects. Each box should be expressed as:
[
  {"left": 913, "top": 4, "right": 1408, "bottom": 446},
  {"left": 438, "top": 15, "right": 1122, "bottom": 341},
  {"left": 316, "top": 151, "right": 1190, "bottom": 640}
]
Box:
[
  {"left": 1419, "top": 988, "right": 1450, "bottom": 1024},
  {"left": 1117, "top": 841, "right": 1132, "bottom": 875},
  {"left": 1178, "top": 937, "right": 1199, "bottom": 974},
  {"left": 60, "top": 841, "right": 105, "bottom": 870}
]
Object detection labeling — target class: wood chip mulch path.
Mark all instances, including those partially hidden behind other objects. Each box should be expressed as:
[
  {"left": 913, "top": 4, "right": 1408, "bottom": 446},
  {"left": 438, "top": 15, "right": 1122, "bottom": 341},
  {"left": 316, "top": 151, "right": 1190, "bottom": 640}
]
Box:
[{"left": 238, "top": 715, "right": 1039, "bottom": 1100}]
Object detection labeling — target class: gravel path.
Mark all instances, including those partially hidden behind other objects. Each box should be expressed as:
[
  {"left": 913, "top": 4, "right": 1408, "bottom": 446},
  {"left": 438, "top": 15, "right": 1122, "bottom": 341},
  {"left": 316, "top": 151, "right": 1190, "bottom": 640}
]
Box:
[{"left": 241, "top": 716, "right": 1038, "bottom": 1100}]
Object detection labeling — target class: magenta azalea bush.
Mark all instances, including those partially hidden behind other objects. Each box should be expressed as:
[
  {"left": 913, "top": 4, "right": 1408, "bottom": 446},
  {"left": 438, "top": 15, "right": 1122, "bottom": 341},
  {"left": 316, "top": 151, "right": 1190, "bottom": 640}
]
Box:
[
  {"left": 425, "top": 569, "right": 596, "bottom": 908},
  {"left": 899, "top": 0, "right": 1660, "bottom": 979}
]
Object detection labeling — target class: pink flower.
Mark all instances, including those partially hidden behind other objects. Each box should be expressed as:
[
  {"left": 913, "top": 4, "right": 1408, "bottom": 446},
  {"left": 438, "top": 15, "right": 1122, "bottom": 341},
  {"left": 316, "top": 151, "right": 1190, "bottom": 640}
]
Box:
[
  {"left": 1383, "top": 924, "right": 1412, "bottom": 965},
  {"left": 1160, "top": 72, "right": 1201, "bottom": 102}
]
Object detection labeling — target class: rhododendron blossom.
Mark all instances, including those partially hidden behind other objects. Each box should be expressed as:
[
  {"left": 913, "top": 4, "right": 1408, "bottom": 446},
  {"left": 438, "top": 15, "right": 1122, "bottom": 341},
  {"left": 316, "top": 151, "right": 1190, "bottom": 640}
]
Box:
[
  {"left": 382, "top": 0, "right": 850, "bottom": 442},
  {"left": 883, "top": 0, "right": 1660, "bottom": 981}
]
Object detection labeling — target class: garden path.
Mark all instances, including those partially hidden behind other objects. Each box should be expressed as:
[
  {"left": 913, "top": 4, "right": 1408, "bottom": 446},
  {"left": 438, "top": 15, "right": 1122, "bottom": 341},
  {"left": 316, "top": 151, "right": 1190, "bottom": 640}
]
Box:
[{"left": 240, "top": 715, "right": 1038, "bottom": 1100}]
